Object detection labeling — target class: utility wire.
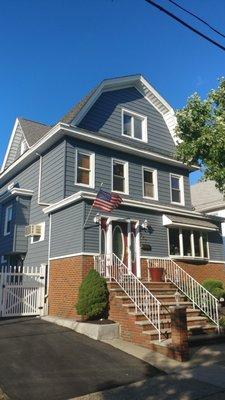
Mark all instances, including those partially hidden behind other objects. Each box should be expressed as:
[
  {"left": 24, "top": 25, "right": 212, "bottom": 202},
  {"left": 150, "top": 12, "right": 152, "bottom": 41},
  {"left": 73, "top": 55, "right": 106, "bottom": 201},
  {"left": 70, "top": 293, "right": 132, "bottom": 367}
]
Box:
[
  {"left": 145, "top": 0, "right": 225, "bottom": 52},
  {"left": 167, "top": 0, "right": 225, "bottom": 39}
]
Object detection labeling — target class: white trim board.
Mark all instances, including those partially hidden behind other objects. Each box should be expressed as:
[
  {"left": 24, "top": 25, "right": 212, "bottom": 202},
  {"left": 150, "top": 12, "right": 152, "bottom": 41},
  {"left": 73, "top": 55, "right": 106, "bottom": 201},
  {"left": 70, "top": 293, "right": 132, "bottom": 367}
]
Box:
[
  {"left": 43, "top": 189, "right": 211, "bottom": 220},
  {"left": 49, "top": 252, "right": 98, "bottom": 261}
]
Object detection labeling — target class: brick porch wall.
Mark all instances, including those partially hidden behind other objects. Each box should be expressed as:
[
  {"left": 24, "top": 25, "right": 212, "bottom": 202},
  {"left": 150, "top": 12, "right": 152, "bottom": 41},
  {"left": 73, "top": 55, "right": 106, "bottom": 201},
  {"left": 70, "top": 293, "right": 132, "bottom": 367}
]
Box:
[
  {"left": 141, "top": 258, "right": 225, "bottom": 285},
  {"left": 177, "top": 261, "right": 225, "bottom": 285},
  {"left": 48, "top": 255, "right": 94, "bottom": 319}
]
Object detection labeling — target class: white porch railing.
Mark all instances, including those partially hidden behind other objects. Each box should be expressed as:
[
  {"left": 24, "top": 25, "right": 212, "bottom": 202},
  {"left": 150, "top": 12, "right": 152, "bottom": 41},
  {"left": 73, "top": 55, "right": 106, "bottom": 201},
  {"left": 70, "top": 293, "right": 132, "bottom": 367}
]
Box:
[
  {"left": 94, "top": 253, "right": 162, "bottom": 341},
  {"left": 148, "top": 258, "right": 220, "bottom": 331}
]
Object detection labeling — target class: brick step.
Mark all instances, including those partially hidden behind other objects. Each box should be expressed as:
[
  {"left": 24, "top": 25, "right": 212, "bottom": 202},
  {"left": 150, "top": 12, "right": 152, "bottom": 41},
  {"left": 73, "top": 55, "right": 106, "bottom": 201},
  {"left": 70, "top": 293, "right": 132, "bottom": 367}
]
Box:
[
  {"left": 142, "top": 281, "right": 175, "bottom": 290},
  {"left": 135, "top": 316, "right": 208, "bottom": 331},
  {"left": 142, "top": 324, "right": 216, "bottom": 341},
  {"left": 128, "top": 308, "right": 202, "bottom": 320},
  {"left": 110, "top": 287, "right": 177, "bottom": 295}
]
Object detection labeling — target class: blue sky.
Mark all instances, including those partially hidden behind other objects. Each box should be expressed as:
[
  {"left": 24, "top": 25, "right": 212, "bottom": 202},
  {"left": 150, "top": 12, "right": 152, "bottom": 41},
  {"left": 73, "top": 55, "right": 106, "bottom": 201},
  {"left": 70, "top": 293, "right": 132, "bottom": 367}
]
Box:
[{"left": 0, "top": 0, "right": 224, "bottom": 184}]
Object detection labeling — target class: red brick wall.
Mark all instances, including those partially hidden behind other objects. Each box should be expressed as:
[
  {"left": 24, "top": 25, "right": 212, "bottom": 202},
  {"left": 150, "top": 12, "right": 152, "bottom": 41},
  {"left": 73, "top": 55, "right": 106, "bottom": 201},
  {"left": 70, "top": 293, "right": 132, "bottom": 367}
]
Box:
[
  {"left": 48, "top": 255, "right": 94, "bottom": 318},
  {"left": 177, "top": 261, "right": 225, "bottom": 285}
]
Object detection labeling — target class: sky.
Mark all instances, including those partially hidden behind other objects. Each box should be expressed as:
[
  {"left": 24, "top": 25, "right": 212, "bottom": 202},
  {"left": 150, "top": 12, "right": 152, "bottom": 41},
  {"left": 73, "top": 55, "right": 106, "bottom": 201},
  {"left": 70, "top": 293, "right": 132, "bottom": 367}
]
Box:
[{"left": 0, "top": 0, "right": 224, "bottom": 184}]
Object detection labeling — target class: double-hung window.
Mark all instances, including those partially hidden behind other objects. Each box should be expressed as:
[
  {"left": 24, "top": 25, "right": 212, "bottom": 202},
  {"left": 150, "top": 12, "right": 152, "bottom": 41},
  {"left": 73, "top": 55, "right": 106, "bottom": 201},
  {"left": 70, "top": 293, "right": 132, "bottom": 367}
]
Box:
[
  {"left": 143, "top": 167, "right": 158, "bottom": 200},
  {"left": 75, "top": 150, "right": 95, "bottom": 188},
  {"left": 170, "top": 174, "right": 184, "bottom": 205},
  {"left": 122, "top": 109, "right": 147, "bottom": 142},
  {"left": 4, "top": 205, "right": 13, "bottom": 236},
  {"left": 112, "top": 159, "right": 128, "bottom": 194}
]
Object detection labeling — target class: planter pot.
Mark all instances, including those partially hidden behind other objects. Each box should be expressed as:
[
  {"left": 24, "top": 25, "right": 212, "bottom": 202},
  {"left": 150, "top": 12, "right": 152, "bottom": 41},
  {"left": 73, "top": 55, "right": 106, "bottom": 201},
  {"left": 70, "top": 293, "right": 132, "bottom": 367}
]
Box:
[{"left": 149, "top": 267, "right": 164, "bottom": 282}]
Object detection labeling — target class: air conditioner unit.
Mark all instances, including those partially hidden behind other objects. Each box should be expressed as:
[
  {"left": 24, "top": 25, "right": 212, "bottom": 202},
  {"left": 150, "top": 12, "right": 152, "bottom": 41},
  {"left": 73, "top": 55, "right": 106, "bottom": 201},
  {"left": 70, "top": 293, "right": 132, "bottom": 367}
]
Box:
[{"left": 25, "top": 224, "right": 42, "bottom": 237}]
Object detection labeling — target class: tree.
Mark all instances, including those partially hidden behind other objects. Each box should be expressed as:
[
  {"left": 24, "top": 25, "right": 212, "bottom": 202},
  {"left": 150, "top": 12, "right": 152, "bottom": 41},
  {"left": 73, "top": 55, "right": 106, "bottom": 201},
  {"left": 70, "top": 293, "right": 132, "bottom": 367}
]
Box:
[
  {"left": 175, "top": 78, "right": 225, "bottom": 192},
  {"left": 76, "top": 269, "right": 109, "bottom": 320}
]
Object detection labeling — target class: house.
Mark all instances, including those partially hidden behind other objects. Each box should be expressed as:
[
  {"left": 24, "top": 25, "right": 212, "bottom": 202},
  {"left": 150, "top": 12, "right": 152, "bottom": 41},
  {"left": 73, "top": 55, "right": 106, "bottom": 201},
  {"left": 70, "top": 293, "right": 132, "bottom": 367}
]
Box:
[
  {"left": 0, "top": 74, "right": 225, "bottom": 333},
  {"left": 191, "top": 180, "right": 225, "bottom": 256}
]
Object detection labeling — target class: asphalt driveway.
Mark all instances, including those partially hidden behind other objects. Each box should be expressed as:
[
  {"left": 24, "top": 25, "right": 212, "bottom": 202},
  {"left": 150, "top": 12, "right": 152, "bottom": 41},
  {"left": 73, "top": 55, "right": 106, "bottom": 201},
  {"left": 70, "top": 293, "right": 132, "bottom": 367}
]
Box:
[{"left": 0, "top": 318, "right": 163, "bottom": 400}]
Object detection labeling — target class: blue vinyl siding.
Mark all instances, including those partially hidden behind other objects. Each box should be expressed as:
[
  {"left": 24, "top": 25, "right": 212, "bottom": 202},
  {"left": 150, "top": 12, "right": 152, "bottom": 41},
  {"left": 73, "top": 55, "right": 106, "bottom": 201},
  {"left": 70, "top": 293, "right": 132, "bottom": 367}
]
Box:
[
  {"left": 0, "top": 140, "right": 66, "bottom": 266},
  {"left": 50, "top": 202, "right": 84, "bottom": 258},
  {"left": 65, "top": 137, "right": 192, "bottom": 210},
  {"left": 78, "top": 87, "right": 175, "bottom": 156}
]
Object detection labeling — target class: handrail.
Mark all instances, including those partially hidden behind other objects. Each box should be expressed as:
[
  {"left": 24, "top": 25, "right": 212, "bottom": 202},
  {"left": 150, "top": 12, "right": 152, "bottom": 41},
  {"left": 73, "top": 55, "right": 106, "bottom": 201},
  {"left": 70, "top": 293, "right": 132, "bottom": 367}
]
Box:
[
  {"left": 94, "top": 253, "right": 163, "bottom": 341},
  {"left": 148, "top": 258, "right": 220, "bottom": 331}
]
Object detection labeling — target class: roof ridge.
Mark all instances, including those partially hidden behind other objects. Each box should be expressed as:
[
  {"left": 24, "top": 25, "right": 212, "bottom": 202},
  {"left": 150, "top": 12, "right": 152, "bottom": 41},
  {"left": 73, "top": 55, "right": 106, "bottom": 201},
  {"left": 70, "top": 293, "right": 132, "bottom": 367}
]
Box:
[{"left": 18, "top": 117, "right": 51, "bottom": 127}]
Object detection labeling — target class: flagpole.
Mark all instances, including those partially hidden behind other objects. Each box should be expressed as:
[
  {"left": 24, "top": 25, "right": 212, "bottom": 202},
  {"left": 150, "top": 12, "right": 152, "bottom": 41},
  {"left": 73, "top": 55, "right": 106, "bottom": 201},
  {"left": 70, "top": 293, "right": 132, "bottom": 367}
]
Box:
[{"left": 83, "top": 182, "right": 103, "bottom": 228}]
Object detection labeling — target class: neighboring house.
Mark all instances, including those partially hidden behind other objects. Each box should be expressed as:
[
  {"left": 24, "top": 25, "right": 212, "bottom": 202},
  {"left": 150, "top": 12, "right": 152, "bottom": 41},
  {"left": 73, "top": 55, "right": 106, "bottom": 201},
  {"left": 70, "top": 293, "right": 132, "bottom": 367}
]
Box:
[
  {"left": 191, "top": 180, "right": 225, "bottom": 255},
  {"left": 0, "top": 74, "right": 224, "bottom": 320}
]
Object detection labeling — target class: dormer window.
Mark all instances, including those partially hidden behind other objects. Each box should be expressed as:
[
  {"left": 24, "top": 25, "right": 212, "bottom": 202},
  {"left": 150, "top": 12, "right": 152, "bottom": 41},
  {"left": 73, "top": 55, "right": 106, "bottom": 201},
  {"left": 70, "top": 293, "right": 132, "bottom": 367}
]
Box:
[
  {"left": 122, "top": 109, "right": 147, "bottom": 142},
  {"left": 20, "top": 139, "right": 28, "bottom": 155}
]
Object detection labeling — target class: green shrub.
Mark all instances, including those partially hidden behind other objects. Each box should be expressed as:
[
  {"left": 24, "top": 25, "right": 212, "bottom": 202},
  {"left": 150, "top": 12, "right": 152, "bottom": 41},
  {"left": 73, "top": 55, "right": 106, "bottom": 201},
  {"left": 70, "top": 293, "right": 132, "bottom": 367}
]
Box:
[
  {"left": 202, "top": 279, "right": 225, "bottom": 300},
  {"left": 76, "top": 268, "right": 109, "bottom": 320},
  {"left": 219, "top": 316, "right": 225, "bottom": 328}
]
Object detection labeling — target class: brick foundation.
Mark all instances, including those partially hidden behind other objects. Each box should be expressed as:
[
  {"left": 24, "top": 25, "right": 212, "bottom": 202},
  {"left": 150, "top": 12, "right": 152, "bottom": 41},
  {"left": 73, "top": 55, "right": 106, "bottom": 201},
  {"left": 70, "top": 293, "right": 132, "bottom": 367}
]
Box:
[
  {"left": 141, "top": 258, "right": 225, "bottom": 286},
  {"left": 48, "top": 255, "right": 94, "bottom": 319},
  {"left": 176, "top": 261, "right": 225, "bottom": 285}
]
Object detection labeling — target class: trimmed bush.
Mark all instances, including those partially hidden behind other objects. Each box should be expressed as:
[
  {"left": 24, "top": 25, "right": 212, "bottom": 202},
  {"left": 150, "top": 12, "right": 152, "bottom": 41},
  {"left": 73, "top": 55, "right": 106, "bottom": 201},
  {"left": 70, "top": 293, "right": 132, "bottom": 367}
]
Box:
[
  {"left": 202, "top": 279, "right": 225, "bottom": 300},
  {"left": 76, "top": 268, "right": 109, "bottom": 320}
]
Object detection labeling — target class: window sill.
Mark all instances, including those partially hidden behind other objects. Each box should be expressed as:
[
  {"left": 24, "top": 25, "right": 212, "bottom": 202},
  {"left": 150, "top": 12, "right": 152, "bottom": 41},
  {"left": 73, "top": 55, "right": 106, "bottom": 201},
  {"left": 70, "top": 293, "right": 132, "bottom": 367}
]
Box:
[
  {"left": 112, "top": 190, "right": 128, "bottom": 196},
  {"left": 75, "top": 183, "right": 94, "bottom": 189},
  {"left": 121, "top": 134, "right": 147, "bottom": 143},
  {"left": 143, "top": 196, "right": 158, "bottom": 201},
  {"left": 171, "top": 201, "right": 185, "bottom": 207}
]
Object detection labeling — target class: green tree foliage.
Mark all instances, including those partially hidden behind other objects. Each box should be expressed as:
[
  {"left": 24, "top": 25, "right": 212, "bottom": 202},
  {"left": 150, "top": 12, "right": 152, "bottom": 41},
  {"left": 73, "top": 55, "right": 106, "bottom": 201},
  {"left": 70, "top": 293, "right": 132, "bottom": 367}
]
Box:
[
  {"left": 176, "top": 78, "right": 225, "bottom": 192},
  {"left": 202, "top": 278, "right": 225, "bottom": 300},
  {"left": 76, "top": 269, "right": 109, "bottom": 320}
]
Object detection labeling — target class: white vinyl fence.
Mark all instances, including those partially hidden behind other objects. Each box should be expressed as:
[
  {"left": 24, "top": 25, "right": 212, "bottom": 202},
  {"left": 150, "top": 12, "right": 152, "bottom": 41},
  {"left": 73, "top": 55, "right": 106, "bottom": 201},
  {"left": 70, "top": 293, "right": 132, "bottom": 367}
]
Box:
[{"left": 0, "top": 265, "right": 46, "bottom": 317}]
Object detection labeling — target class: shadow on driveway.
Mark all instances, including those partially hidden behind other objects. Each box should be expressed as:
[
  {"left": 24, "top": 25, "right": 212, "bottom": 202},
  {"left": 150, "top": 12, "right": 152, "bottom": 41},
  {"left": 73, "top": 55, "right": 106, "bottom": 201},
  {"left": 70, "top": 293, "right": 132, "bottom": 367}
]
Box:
[{"left": 0, "top": 317, "right": 163, "bottom": 400}]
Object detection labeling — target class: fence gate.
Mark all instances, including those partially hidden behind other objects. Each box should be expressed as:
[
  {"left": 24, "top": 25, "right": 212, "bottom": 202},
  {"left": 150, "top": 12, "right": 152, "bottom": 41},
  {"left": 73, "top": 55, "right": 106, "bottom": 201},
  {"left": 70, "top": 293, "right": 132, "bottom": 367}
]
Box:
[{"left": 0, "top": 265, "right": 46, "bottom": 317}]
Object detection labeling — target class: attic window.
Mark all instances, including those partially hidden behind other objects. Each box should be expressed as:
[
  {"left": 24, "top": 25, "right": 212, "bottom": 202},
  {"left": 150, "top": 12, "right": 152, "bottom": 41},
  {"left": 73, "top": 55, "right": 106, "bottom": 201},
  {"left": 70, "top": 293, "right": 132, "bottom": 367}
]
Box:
[
  {"left": 20, "top": 140, "right": 28, "bottom": 155},
  {"left": 122, "top": 109, "right": 147, "bottom": 142}
]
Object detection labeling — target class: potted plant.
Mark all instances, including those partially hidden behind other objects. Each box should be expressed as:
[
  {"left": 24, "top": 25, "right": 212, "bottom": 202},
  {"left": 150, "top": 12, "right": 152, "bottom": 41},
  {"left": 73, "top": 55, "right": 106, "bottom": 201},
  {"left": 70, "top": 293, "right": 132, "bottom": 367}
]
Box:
[{"left": 148, "top": 261, "right": 165, "bottom": 282}]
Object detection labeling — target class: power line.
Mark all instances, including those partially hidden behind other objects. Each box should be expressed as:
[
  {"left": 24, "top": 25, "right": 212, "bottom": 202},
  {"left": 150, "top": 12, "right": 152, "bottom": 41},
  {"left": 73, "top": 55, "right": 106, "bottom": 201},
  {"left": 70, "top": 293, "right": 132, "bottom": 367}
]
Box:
[
  {"left": 144, "top": 0, "right": 225, "bottom": 52},
  {"left": 167, "top": 0, "right": 225, "bottom": 39}
]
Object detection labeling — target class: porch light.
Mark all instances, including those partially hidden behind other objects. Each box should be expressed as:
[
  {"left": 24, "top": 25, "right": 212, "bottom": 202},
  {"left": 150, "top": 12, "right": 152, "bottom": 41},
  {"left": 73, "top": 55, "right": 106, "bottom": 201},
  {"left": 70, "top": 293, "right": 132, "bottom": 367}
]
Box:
[
  {"left": 93, "top": 213, "right": 101, "bottom": 224},
  {"left": 141, "top": 219, "right": 149, "bottom": 230},
  {"left": 174, "top": 291, "right": 181, "bottom": 306}
]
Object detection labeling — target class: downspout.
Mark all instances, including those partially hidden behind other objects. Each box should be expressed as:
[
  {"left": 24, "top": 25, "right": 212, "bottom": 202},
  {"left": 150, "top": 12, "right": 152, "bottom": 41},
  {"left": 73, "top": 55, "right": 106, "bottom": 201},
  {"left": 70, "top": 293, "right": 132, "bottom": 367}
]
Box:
[{"left": 36, "top": 153, "right": 51, "bottom": 206}]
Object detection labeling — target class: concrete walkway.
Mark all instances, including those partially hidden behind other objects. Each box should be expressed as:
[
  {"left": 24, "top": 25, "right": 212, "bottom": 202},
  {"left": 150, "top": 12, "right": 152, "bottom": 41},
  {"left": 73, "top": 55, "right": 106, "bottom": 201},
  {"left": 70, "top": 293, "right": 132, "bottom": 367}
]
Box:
[{"left": 73, "top": 339, "right": 225, "bottom": 400}]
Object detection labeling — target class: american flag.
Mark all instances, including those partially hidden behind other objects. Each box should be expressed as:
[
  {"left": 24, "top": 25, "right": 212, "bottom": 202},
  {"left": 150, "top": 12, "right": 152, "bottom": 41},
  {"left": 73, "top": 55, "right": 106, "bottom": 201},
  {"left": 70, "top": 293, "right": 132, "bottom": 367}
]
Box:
[{"left": 93, "top": 189, "right": 122, "bottom": 212}]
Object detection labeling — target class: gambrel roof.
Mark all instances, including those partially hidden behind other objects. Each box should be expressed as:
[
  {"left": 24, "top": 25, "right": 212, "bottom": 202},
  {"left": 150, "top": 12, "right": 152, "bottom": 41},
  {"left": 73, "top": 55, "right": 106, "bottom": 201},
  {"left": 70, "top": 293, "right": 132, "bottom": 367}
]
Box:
[{"left": 1, "top": 74, "right": 178, "bottom": 174}]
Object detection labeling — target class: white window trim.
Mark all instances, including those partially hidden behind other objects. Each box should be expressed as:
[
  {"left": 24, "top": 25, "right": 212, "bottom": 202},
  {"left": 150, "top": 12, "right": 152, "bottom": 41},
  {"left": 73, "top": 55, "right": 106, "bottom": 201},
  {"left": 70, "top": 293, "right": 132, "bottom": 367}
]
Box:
[
  {"left": 142, "top": 166, "right": 158, "bottom": 201},
  {"left": 4, "top": 204, "right": 13, "bottom": 236},
  {"left": 31, "top": 222, "right": 45, "bottom": 244},
  {"left": 111, "top": 158, "right": 129, "bottom": 195},
  {"left": 168, "top": 227, "right": 209, "bottom": 259},
  {"left": 170, "top": 173, "right": 185, "bottom": 206},
  {"left": 121, "top": 108, "right": 147, "bottom": 143},
  {"left": 75, "top": 148, "right": 95, "bottom": 189}
]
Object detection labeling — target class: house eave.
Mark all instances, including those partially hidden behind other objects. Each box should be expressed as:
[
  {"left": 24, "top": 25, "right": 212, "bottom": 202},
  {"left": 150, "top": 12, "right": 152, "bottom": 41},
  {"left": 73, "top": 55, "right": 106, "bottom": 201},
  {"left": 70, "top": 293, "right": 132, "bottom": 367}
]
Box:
[
  {"left": 43, "top": 190, "right": 207, "bottom": 218},
  {"left": 0, "top": 122, "right": 198, "bottom": 186}
]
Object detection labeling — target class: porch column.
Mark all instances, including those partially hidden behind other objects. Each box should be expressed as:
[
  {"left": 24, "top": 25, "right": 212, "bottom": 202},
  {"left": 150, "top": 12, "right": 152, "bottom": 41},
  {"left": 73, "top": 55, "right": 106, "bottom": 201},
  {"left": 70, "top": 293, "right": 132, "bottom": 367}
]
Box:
[
  {"left": 106, "top": 219, "right": 113, "bottom": 255},
  {"left": 135, "top": 221, "right": 141, "bottom": 278},
  {"left": 127, "top": 220, "right": 131, "bottom": 273}
]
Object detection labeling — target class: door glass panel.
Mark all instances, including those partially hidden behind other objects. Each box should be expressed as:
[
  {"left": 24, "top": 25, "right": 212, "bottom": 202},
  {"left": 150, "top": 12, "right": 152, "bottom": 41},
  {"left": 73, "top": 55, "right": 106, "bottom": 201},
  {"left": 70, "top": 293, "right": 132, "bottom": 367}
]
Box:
[
  {"left": 131, "top": 232, "right": 135, "bottom": 263},
  {"left": 113, "top": 226, "right": 124, "bottom": 261}
]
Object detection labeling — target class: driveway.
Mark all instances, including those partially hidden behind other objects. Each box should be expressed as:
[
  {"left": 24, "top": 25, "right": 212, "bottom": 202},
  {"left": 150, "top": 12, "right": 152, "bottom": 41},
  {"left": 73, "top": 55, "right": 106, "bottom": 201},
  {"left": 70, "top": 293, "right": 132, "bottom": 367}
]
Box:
[{"left": 0, "top": 318, "right": 162, "bottom": 400}]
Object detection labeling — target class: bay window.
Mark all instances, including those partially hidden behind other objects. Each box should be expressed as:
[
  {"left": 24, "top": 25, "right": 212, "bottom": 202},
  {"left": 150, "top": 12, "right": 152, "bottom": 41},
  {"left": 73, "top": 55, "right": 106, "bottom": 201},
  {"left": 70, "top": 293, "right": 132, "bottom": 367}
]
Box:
[{"left": 168, "top": 228, "right": 209, "bottom": 258}]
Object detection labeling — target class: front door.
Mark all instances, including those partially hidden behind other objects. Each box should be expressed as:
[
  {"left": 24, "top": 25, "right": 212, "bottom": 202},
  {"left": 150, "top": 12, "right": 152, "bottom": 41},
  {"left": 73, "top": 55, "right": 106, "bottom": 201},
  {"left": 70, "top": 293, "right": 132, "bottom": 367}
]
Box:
[{"left": 101, "top": 219, "right": 138, "bottom": 276}]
